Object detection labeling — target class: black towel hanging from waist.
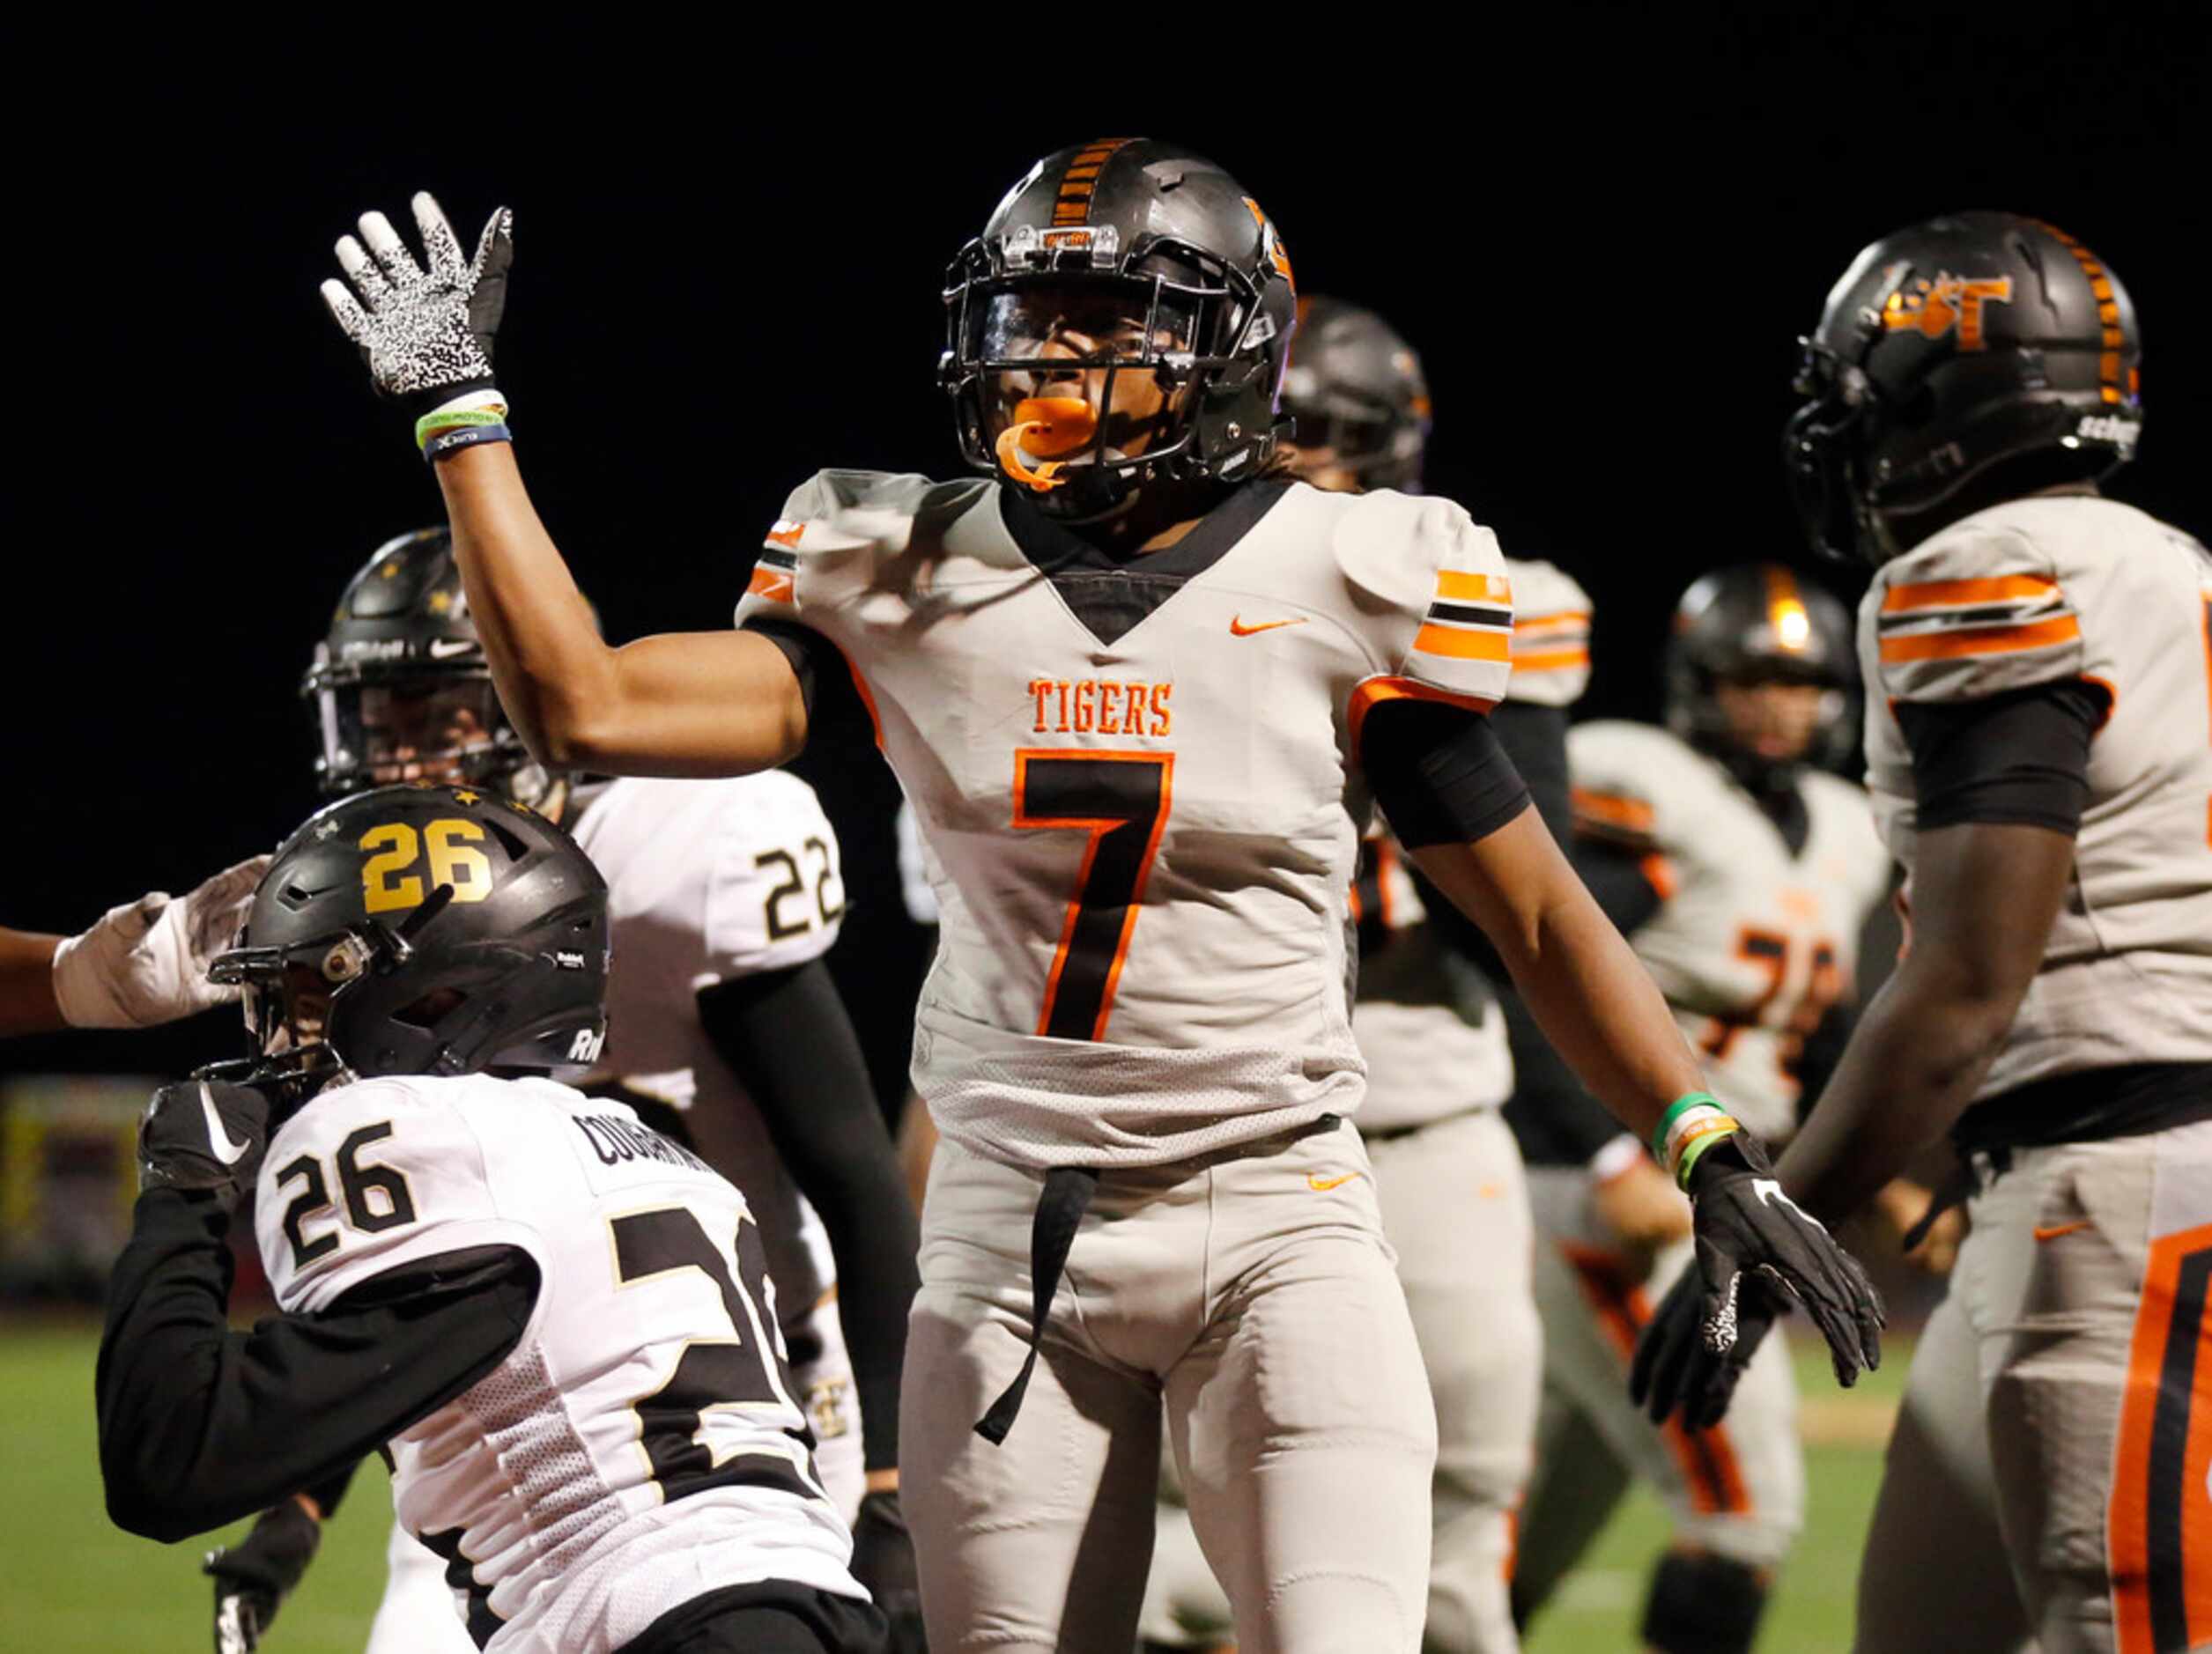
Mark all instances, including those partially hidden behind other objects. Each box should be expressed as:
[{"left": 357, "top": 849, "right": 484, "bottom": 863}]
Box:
[{"left": 974, "top": 1165, "right": 1102, "bottom": 1445}]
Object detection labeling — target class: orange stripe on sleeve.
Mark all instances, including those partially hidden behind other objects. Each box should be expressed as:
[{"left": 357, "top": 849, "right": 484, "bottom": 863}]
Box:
[
  {"left": 1436, "top": 570, "right": 1513, "bottom": 603},
  {"left": 1572, "top": 787, "right": 1655, "bottom": 834},
  {"left": 746, "top": 566, "right": 795, "bottom": 603},
  {"left": 1512, "top": 646, "right": 1591, "bottom": 673},
  {"left": 1514, "top": 611, "right": 1590, "bottom": 639},
  {"left": 1879, "top": 614, "right": 2080, "bottom": 664},
  {"left": 1348, "top": 676, "right": 1497, "bottom": 753},
  {"left": 1414, "top": 624, "right": 1513, "bottom": 662},
  {"left": 1880, "top": 573, "right": 2059, "bottom": 612}
]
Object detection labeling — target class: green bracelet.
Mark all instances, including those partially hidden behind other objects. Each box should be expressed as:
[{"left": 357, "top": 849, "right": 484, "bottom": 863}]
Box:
[
  {"left": 1674, "top": 1119, "right": 1742, "bottom": 1189},
  {"left": 1651, "top": 1090, "right": 1721, "bottom": 1162},
  {"left": 414, "top": 407, "right": 508, "bottom": 449}
]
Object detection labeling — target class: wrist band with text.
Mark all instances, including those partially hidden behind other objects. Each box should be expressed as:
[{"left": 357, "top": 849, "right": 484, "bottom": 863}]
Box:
[
  {"left": 1652, "top": 1091, "right": 1722, "bottom": 1163},
  {"left": 425, "top": 424, "right": 512, "bottom": 462}
]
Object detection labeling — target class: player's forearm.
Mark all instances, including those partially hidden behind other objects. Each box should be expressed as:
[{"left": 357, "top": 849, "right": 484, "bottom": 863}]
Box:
[
  {"left": 0, "top": 927, "right": 64, "bottom": 1036},
  {"left": 1778, "top": 958, "right": 2017, "bottom": 1224},
  {"left": 433, "top": 443, "right": 624, "bottom": 767},
  {"left": 1414, "top": 813, "right": 1703, "bottom": 1142}
]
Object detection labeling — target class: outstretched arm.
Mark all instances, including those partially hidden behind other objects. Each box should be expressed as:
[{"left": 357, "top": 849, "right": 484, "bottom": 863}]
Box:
[{"left": 319, "top": 193, "right": 807, "bottom": 779}]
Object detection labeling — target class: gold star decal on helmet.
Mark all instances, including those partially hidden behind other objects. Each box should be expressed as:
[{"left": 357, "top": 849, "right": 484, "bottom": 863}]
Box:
[
  {"left": 454, "top": 790, "right": 480, "bottom": 806},
  {"left": 427, "top": 589, "right": 454, "bottom": 614},
  {"left": 380, "top": 561, "right": 399, "bottom": 579}
]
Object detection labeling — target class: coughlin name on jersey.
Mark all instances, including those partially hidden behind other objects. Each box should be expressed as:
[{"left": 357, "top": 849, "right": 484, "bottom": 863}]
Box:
[
  {"left": 1570, "top": 721, "right": 1890, "bottom": 1140},
  {"left": 255, "top": 1074, "right": 861, "bottom": 1653},
  {"left": 739, "top": 470, "right": 1513, "bottom": 1170},
  {"left": 1352, "top": 557, "right": 1593, "bottom": 1133},
  {"left": 1861, "top": 495, "right": 2212, "bottom": 1093},
  {"left": 569, "top": 773, "right": 845, "bottom": 1312}
]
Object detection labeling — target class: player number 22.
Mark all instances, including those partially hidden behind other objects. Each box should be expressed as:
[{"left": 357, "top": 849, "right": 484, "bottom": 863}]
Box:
[{"left": 1013, "top": 749, "right": 1175, "bottom": 1042}]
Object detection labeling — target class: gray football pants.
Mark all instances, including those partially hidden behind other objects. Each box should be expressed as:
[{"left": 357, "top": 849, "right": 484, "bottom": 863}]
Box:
[
  {"left": 1855, "top": 1119, "right": 2212, "bottom": 1654},
  {"left": 1140, "top": 1111, "right": 1540, "bottom": 1653},
  {"left": 902, "top": 1122, "right": 1438, "bottom": 1654}
]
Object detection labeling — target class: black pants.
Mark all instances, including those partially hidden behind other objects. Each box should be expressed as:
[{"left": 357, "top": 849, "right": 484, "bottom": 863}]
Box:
[{"left": 624, "top": 1580, "right": 886, "bottom": 1653}]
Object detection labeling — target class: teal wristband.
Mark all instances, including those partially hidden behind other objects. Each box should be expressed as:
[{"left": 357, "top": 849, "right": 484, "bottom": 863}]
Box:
[
  {"left": 1674, "top": 1119, "right": 1742, "bottom": 1189},
  {"left": 1651, "top": 1091, "right": 1721, "bottom": 1163}
]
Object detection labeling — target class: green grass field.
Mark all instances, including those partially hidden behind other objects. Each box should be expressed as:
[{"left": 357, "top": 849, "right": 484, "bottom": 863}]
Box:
[{"left": 1, "top": 1323, "right": 1904, "bottom": 1651}]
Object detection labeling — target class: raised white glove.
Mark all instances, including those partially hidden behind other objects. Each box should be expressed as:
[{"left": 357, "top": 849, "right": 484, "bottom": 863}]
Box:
[
  {"left": 50, "top": 855, "right": 269, "bottom": 1029},
  {"left": 320, "top": 191, "right": 512, "bottom": 412}
]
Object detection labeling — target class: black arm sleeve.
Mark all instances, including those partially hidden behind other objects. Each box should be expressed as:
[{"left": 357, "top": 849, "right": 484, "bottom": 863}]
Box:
[
  {"left": 743, "top": 617, "right": 877, "bottom": 752},
  {"left": 1403, "top": 702, "right": 1565, "bottom": 974},
  {"left": 1361, "top": 699, "right": 1533, "bottom": 852},
  {"left": 95, "top": 1190, "right": 536, "bottom": 1544},
  {"left": 697, "top": 960, "right": 919, "bottom": 1473},
  {"left": 1895, "top": 679, "right": 2106, "bottom": 833}
]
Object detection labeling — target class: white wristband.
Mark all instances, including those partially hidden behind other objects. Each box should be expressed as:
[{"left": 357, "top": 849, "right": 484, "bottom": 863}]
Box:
[{"left": 1588, "top": 1134, "right": 1646, "bottom": 1186}]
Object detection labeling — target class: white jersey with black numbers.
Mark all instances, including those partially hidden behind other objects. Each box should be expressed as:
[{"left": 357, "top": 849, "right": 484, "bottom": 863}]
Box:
[
  {"left": 1860, "top": 495, "right": 2212, "bottom": 1097},
  {"left": 568, "top": 774, "right": 844, "bottom": 1323},
  {"left": 1569, "top": 721, "right": 1891, "bottom": 1141},
  {"left": 1352, "top": 557, "right": 1593, "bottom": 1134},
  {"left": 255, "top": 1074, "right": 861, "bottom": 1654},
  {"left": 739, "top": 472, "right": 1514, "bottom": 1170}
]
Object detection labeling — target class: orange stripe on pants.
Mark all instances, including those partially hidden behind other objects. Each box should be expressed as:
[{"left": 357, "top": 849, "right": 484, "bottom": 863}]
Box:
[{"left": 2109, "top": 1222, "right": 2212, "bottom": 1653}]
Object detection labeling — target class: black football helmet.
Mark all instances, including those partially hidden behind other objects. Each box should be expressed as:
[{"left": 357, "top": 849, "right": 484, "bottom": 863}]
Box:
[
  {"left": 1279, "top": 295, "right": 1431, "bottom": 492},
  {"left": 209, "top": 784, "right": 610, "bottom": 1088},
  {"left": 304, "top": 528, "right": 557, "bottom": 806},
  {"left": 1787, "top": 210, "right": 2143, "bottom": 564},
  {"left": 942, "top": 137, "right": 1298, "bottom": 517},
  {"left": 1667, "top": 565, "right": 1856, "bottom": 785}
]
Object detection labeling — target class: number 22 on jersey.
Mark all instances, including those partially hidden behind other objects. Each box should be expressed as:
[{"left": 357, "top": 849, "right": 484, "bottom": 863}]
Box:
[{"left": 1013, "top": 749, "right": 1174, "bottom": 1042}]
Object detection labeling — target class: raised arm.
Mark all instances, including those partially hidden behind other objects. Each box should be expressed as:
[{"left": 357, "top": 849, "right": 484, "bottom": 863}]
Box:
[{"left": 319, "top": 193, "right": 806, "bottom": 779}]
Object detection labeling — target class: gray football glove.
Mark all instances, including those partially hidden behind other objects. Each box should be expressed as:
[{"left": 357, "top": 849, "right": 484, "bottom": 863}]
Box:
[
  {"left": 1630, "top": 1131, "right": 1882, "bottom": 1426},
  {"left": 138, "top": 1079, "right": 271, "bottom": 1214},
  {"left": 320, "top": 192, "right": 513, "bottom": 414},
  {"left": 51, "top": 855, "right": 269, "bottom": 1029}
]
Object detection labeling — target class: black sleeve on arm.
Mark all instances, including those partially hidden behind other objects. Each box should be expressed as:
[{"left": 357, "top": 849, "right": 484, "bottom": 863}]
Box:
[
  {"left": 1896, "top": 679, "right": 2106, "bottom": 833},
  {"left": 743, "top": 617, "right": 876, "bottom": 751},
  {"left": 1493, "top": 704, "right": 1572, "bottom": 849},
  {"left": 1361, "top": 699, "right": 1532, "bottom": 851},
  {"left": 697, "top": 960, "right": 919, "bottom": 1474},
  {"left": 95, "top": 1190, "right": 536, "bottom": 1543}
]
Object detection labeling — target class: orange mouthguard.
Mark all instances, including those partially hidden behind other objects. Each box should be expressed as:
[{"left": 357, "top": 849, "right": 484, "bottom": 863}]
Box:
[{"left": 995, "top": 397, "right": 1099, "bottom": 491}]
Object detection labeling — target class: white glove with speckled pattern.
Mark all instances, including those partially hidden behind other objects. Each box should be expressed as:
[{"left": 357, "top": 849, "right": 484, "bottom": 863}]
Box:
[{"left": 320, "top": 191, "right": 512, "bottom": 415}]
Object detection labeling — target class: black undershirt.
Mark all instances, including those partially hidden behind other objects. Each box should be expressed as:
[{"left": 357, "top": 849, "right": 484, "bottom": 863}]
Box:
[
  {"left": 97, "top": 1190, "right": 536, "bottom": 1544},
  {"left": 694, "top": 961, "right": 918, "bottom": 1473}
]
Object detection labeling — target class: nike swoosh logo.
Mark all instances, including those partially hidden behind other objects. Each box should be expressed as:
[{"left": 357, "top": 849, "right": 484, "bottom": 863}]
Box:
[
  {"left": 1231, "top": 616, "right": 1307, "bottom": 637},
  {"left": 427, "top": 638, "right": 477, "bottom": 659},
  {"left": 1308, "top": 1171, "right": 1362, "bottom": 1192},
  {"left": 199, "top": 1084, "right": 253, "bottom": 1166},
  {"left": 2033, "top": 1220, "right": 2092, "bottom": 1243}
]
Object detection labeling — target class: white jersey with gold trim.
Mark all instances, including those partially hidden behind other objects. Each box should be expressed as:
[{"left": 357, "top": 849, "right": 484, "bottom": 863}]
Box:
[
  {"left": 1352, "top": 557, "right": 1593, "bottom": 1134},
  {"left": 1569, "top": 722, "right": 1891, "bottom": 1140},
  {"left": 568, "top": 774, "right": 844, "bottom": 1315},
  {"left": 1861, "top": 494, "right": 2212, "bottom": 1096},
  {"left": 739, "top": 472, "right": 1513, "bottom": 1170},
  {"left": 255, "top": 1073, "right": 861, "bottom": 1654}
]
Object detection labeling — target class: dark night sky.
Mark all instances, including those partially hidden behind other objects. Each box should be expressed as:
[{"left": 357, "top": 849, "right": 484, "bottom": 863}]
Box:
[{"left": 8, "top": 20, "right": 2204, "bottom": 1094}]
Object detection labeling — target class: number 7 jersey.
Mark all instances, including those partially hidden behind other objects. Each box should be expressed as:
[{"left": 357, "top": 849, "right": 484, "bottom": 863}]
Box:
[
  {"left": 741, "top": 471, "right": 1514, "bottom": 1170},
  {"left": 255, "top": 1073, "right": 862, "bottom": 1653}
]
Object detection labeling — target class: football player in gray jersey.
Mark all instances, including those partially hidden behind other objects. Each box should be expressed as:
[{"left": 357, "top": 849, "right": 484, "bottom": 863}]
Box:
[
  {"left": 1639, "top": 211, "right": 2212, "bottom": 1654},
  {"left": 197, "top": 531, "right": 922, "bottom": 1653},
  {"left": 314, "top": 145, "right": 1880, "bottom": 1653}
]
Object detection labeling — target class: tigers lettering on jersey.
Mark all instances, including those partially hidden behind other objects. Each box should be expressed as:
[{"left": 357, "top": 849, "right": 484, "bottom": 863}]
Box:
[{"left": 1028, "top": 678, "right": 1173, "bottom": 737}]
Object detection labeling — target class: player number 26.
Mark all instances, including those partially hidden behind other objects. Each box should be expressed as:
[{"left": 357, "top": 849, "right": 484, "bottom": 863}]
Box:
[{"left": 360, "top": 819, "right": 495, "bottom": 914}]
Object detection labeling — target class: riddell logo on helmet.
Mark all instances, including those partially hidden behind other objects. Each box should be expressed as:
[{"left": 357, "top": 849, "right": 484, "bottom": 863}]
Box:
[{"left": 1882, "top": 270, "right": 2014, "bottom": 350}]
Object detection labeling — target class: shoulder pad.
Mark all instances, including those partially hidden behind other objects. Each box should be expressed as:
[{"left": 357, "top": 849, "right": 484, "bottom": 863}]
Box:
[
  {"left": 1334, "top": 488, "right": 1513, "bottom": 712},
  {"left": 1567, "top": 721, "right": 1693, "bottom": 851},
  {"left": 1871, "top": 517, "right": 2081, "bottom": 702},
  {"left": 765, "top": 470, "right": 965, "bottom": 556},
  {"left": 1504, "top": 557, "right": 1593, "bottom": 708}
]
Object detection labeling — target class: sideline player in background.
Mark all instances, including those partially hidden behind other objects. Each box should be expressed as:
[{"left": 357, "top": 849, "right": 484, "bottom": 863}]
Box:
[
  {"left": 1, "top": 860, "right": 264, "bottom": 1037},
  {"left": 1510, "top": 566, "right": 1898, "bottom": 1653},
  {"left": 99, "top": 785, "right": 884, "bottom": 1653},
  {"left": 1139, "top": 294, "right": 1593, "bottom": 1654},
  {"left": 1639, "top": 210, "right": 2210, "bottom": 1654},
  {"left": 203, "top": 531, "right": 921, "bottom": 1652},
  {"left": 315, "top": 146, "right": 1880, "bottom": 1652}
]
